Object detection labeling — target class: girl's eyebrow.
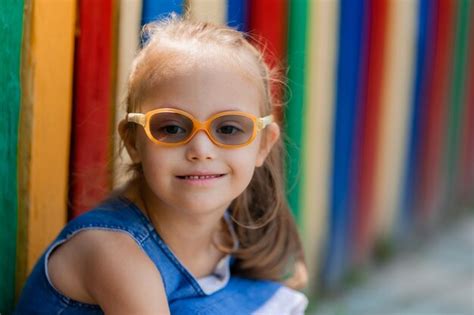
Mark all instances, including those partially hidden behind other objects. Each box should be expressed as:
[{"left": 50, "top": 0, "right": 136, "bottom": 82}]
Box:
[
  {"left": 210, "top": 107, "right": 248, "bottom": 114},
  {"left": 150, "top": 105, "right": 250, "bottom": 116}
]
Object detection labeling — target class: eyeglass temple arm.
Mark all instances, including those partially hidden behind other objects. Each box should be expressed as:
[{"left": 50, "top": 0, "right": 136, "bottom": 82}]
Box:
[
  {"left": 257, "top": 114, "right": 274, "bottom": 130},
  {"left": 127, "top": 113, "right": 146, "bottom": 126}
]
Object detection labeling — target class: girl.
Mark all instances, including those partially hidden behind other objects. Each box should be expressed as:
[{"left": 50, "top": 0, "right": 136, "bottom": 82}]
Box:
[{"left": 16, "top": 15, "right": 308, "bottom": 314}]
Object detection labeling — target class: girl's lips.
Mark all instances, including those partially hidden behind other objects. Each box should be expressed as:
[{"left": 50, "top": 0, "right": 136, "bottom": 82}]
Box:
[
  {"left": 175, "top": 174, "right": 226, "bottom": 186},
  {"left": 176, "top": 174, "right": 226, "bottom": 180}
]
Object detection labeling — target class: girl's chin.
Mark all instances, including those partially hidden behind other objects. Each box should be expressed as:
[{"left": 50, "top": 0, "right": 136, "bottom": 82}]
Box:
[
  {"left": 177, "top": 202, "right": 230, "bottom": 215},
  {"left": 171, "top": 196, "right": 232, "bottom": 215}
]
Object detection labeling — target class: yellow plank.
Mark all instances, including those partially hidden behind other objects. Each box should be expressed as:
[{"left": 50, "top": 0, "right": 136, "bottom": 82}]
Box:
[
  {"left": 373, "top": 0, "right": 418, "bottom": 239},
  {"left": 187, "top": 0, "right": 227, "bottom": 25},
  {"left": 17, "top": 0, "right": 76, "bottom": 289},
  {"left": 302, "top": 0, "right": 339, "bottom": 289},
  {"left": 113, "top": 0, "right": 143, "bottom": 188}
]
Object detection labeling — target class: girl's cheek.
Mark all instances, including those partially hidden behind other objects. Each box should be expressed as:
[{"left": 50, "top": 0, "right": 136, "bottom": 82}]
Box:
[{"left": 232, "top": 153, "right": 259, "bottom": 178}]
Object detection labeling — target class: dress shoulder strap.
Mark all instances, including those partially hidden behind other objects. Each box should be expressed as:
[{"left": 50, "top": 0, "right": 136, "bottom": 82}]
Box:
[{"left": 57, "top": 196, "right": 152, "bottom": 245}]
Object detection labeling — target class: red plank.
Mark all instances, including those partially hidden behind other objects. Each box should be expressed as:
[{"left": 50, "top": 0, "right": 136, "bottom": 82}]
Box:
[
  {"left": 70, "top": 0, "right": 115, "bottom": 217},
  {"left": 352, "top": 0, "right": 389, "bottom": 265},
  {"left": 418, "top": 0, "right": 456, "bottom": 223},
  {"left": 248, "top": 0, "right": 287, "bottom": 122}
]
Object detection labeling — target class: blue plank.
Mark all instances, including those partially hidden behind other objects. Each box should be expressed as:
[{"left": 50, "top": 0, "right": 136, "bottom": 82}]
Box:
[
  {"left": 398, "top": 0, "right": 437, "bottom": 238},
  {"left": 322, "top": 0, "right": 368, "bottom": 289},
  {"left": 227, "top": 0, "right": 249, "bottom": 31},
  {"left": 141, "top": 0, "right": 184, "bottom": 25}
]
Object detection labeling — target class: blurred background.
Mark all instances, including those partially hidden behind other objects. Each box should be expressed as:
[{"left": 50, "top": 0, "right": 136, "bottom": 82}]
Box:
[{"left": 1, "top": 0, "right": 473, "bottom": 314}]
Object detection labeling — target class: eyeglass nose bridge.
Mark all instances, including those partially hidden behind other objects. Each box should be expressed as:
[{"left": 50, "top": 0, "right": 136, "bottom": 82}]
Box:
[{"left": 185, "top": 119, "right": 221, "bottom": 146}]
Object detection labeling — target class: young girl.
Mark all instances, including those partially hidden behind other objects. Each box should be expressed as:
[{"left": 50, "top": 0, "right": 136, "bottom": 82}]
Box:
[{"left": 16, "top": 16, "right": 308, "bottom": 314}]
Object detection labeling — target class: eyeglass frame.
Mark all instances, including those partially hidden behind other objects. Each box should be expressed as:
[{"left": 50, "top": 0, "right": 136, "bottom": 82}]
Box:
[{"left": 126, "top": 107, "right": 274, "bottom": 149}]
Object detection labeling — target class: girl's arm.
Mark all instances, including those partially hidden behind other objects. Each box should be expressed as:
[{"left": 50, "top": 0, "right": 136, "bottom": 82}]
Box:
[{"left": 49, "top": 230, "right": 170, "bottom": 314}]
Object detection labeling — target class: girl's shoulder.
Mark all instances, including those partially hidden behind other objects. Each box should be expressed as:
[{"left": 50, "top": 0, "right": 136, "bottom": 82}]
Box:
[
  {"left": 47, "top": 227, "right": 170, "bottom": 313},
  {"left": 16, "top": 195, "right": 171, "bottom": 314}
]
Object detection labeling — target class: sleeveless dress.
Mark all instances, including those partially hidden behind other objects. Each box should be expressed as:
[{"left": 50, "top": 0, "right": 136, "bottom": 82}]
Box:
[{"left": 15, "top": 196, "right": 308, "bottom": 314}]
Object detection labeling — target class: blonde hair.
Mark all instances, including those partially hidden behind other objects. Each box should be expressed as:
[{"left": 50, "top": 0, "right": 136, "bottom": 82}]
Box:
[{"left": 120, "top": 15, "right": 307, "bottom": 289}]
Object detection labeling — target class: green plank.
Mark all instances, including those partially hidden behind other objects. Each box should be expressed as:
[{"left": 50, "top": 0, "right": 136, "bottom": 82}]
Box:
[
  {"left": 445, "top": 0, "right": 472, "bottom": 203},
  {"left": 0, "top": 0, "right": 24, "bottom": 312},
  {"left": 286, "top": 0, "right": 309, "bottom": 223}
]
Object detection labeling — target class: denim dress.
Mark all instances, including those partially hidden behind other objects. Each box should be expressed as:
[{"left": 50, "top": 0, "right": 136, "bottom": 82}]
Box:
[{"left": 15, "top": 196, "right": 308, "bottom": 314}]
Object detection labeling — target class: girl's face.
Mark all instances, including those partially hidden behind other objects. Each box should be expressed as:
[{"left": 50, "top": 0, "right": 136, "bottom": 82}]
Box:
[{"left": 124, "top": 54, "right": 279, "bottom": 216}]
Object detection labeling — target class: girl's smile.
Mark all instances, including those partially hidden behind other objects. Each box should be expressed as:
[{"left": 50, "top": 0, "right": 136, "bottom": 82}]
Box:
[
  {"left": 175, "top": 169, "right": 228, "bottom": 186},
  {"left": 175, "top": 173, "right": 227, "bottom": 187}
]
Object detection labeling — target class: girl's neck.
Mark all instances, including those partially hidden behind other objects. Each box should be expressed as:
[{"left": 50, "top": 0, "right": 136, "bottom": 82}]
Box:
[{"left": 123, "top": 178, "right": 231, "bottom": 276}]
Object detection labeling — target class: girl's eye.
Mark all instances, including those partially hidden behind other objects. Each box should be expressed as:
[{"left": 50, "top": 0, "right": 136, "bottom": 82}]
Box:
[
  {"left": 160, "top": 125, "right": 186, "bottom": 134},
  {"left": 216, "top": 125, "right": 244, "bottom": 135}
]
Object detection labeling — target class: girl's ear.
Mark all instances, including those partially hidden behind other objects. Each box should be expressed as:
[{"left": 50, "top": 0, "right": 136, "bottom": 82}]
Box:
[
  {"left": 118, "top": 120, "right": 141, "bottom": 163},
  {"left": 256, "top": 122, "right": 280, "bottom": 167}
]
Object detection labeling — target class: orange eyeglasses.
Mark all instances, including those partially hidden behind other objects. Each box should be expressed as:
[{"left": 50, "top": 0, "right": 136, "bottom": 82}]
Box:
[{"left": 127, "top": 108, "right": 274, "bottom": 149}]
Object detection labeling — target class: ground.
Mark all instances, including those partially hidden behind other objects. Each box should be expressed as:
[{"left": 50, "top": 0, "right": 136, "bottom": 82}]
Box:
[{"left": 310, "top": 212, "right": 474, "bottom": 315}]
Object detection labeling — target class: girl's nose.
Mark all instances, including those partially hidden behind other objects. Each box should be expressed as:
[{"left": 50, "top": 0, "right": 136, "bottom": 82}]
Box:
[{"left": 185, "top": 130, "right": 217, "bottom": 161}]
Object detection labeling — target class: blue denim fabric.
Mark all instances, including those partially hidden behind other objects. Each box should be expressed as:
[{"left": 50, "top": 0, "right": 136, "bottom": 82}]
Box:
[{"left": 14, "top": 196, "right": 282, "bottom": 314}]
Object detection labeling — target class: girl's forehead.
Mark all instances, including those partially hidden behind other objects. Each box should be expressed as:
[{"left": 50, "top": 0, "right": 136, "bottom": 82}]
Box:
[{"left": 139, "top": 53, "right": 264, "bottom": 118}]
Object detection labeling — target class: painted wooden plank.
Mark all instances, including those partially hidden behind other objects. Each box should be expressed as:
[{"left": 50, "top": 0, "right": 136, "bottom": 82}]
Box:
[
  {"left": 227, "top": 0, "right": 248, "bottom": 31},
  {"left": 70, "top": 0, "right": 115, "bottom": 217},
  {"left": 459, "top": 6, "right": 474, "bottom": 204},
  {"left": 0, "top": 0, "right": 23, "bottom": 311},
  {"left": 188, "top": 0, "right": 227, "bottom": 25},
  {"left": 248, "top": 0, "right": 287, "bottom": 122},
  {"left": 373, "top": 0, "right": 418, "bottom": 240},
  {"left": 467, "top": 5, "right": 474, "bottom": 203},
  {"left": 16, "top": 1, "right": 33, "bottom": 303},
  {"left": 418, "top": 0, "right": 456, "bottom": 225},
  {"left": 248, "top": 0, "right": 287, "bottom": 68},
  {"left": 285, "top": 0, "right": 308, "bottom": 223},
  {"left": 140, "top": 0, "right": 184, "bottom": 48},
  {"left": 445, "top": 0, "right": 472, "bottom": 204},
  {"left": 323, "top": 0, "right": 368, "bottom": 289},
  {"left": 15, "top": 0, "right": 76, "bottom": 300},
  {"left": 113, "top": 0, "right": 143, "bottom": 189},
  {"left": 142, "top": 0, "right": 184, "bottom": 24},
  {"left": 301, "top": 0, "right": 339, "bottom": 290},
  {"left": 351, "top": 0, "right": 389, "bottom": 265},
  {"left": 399, "top": 0, "right": 437, "bottom": 237}
]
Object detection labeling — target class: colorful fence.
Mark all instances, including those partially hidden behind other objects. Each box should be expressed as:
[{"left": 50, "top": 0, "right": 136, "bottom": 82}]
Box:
[{"left": 1, "top": 0, "right": 473, "bottom": 312}]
